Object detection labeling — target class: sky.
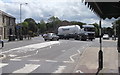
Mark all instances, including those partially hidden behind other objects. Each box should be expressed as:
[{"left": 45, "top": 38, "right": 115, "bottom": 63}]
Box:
[{"left": 0, "top": 0, "right": 117, "bottom": 27}]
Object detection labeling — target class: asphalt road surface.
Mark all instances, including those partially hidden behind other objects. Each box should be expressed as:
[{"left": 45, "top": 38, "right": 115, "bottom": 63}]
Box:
[{"left": 0, "top": 36, "right": 117, "bottom": 73}]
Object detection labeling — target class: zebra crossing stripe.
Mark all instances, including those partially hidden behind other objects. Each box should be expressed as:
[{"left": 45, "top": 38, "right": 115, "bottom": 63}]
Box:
[
  {"left": 0, "top": 63, "right": 8, "bottom": 68},
  {"left": 53, "top": 66, "right": 66, "bottom": 73},
  {"left": 13, "top": 64, "right": 40, "bottom": 73},
  {"left": 10, "top": 59, "right": 21, "bottom": 61}
]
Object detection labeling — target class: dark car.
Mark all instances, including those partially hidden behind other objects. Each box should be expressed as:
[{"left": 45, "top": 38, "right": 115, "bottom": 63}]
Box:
[{"left": 43, "top": 33, "right": 59, "bottom": 41}]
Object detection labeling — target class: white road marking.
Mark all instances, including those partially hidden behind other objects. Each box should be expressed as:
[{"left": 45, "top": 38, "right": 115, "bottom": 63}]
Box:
[
  {"left": 63, "top": 50, "right": 81, "bottom": 63},
  {"left": 76, "top": 70, "right": 84, "bottom": 73},
  {"left": 45, "top": 60, "right": 58, "bottom": 63},
  {"left": 10, "top": 59, "right": 22, "bottom": 61},
  {"left": 77, "top": 50, "right": 81, "bottom": 54},
  {"left": 0, "top": 63, "right": 8, "bottom": 68},
  {"left": 1, "top": 41, "right": 60, "bottom": 54},
  {"left": 15, "top": 50, "right": 38, "bottom": 59},
  {"left": 28, "top": 60, "right": 40, "bottom": 62},
  {"left": 13, "top": 64, "right": 40, "bottom": 73},
  {"left": 8, "top": 54, "right": 17, "bottom": 57},
  {"left": 53, "top": 66, "right": 66, "bottom": 73}
]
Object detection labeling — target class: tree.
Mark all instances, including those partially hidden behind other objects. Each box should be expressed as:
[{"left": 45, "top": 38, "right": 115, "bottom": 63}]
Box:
[
  {"left": 89, "top": 23, "right": 99, "bottom": 37},
  {"left": 21, "top": 22, "right": 29, "bottom": 38},
  {"left": 48, "top": 16, "right": 61, "bottom": 33},
  {"left": 38, "top": 19, "right": 47, "bottom": 33},
  {"left": 106, "top": 27, "right": 113, "bottom": 37},
  {"left": 24, "top": 18, "right": 37, "bottom": 24},
  {"left": 114, "top": 19, "right": 120, "bottom": 52},
  {"left": 24, "top": 18, "right": 38, "bottom": 34}
]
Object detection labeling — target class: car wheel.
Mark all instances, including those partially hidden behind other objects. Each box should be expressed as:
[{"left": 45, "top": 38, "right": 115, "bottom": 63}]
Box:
[{"left": 44, "top": 39, "right": 47, "bottom": 41}]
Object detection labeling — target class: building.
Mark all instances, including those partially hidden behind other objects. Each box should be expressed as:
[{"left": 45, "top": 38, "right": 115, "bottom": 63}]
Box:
[{"left": 0, "top": 10, "right": 16, "bottom": 40}]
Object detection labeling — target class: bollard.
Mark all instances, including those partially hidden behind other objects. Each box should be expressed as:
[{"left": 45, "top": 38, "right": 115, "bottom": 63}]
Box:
[
  {"left": 2, "top": 41, "right": 4, "bottom": 47},
  {"left": 1, "top": 40, "right": 4, "bottom": 48},
  {"left": 98, "top": 50, "right": 103, "bottom": 70}
]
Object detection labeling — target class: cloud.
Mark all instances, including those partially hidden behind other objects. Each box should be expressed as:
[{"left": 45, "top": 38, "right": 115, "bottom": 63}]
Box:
[{"left": 0, "top": 0, "right": 116, "bottom": 27}]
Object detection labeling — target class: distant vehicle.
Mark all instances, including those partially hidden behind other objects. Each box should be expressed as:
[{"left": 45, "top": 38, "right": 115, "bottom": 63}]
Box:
[
  {"left": 103, "top": 34, "right": 109, "bottom": 39},
  {"left": 58, "top": 25, "right": 81, "bottom": 39},
  {"left": 43, "top": 33, "right": 59, "bottom": 41},
  {"left": 81, "top": 25, "right": 95, "bottom": 41},
  {"left": 57, "top": 25, "right": 95, "bottom": 41}
]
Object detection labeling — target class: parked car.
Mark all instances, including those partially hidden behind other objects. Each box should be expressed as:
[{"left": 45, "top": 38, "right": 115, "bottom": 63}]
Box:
[
  {"left": 103, "top": 34, "right": 109, "bottom": 39},
  {"left": 43, "top": 33, "right": 59, "bottom": 41}
]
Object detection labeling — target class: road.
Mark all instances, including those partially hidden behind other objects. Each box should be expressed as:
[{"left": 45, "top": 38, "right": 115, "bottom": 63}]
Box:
[{"left": 0, "top": 36, "right": 117, "bottom": 73}]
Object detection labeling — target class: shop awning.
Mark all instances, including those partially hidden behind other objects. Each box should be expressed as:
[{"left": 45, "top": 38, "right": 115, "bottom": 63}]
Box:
[{"left": 83, "top": 0, "right": 120, "bottom": 19}]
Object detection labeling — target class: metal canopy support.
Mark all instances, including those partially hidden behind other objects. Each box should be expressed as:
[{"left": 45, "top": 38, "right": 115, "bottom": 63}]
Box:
[{"left": 96, "top": 18, "right": 103, "bottom": 75}]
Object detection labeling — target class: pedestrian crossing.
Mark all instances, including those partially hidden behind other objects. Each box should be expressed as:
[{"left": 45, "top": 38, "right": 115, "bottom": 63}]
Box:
[
  {"left": 0, "top": 59, "right": 67, "bottom": 73},
  {"left": 12, "top": 64, "right": 40, "bottom": 73},
  {"left": 0, "top": 63, "right": 8, "bottom": 68}
]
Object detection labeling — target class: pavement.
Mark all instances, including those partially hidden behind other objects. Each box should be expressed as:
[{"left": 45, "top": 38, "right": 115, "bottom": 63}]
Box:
[{"left": 74, "top": 40, "right": 118, "bottom": 74}]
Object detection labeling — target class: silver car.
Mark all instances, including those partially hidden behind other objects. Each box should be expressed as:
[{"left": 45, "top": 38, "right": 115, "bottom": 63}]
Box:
[
  {"left": 103, "top": 34, "right": 109, "bottom": 39},
  {"left": 43, "top": 33, "right": 59, "bottom": 41}
]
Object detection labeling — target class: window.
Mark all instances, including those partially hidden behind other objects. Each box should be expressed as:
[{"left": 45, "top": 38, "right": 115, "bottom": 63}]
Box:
[{"left": 2, "top": 16, "right": 4, "bottom": 23}]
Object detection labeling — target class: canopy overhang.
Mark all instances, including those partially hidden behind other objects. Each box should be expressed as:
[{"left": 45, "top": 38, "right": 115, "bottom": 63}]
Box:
[{"left": 83, "top": 0, "right": 120, "bottom": 19}]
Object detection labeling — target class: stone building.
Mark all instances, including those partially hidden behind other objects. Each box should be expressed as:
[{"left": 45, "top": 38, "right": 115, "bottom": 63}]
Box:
[{"left": 0, "top": 10, "right": 16, "bottom": 39}]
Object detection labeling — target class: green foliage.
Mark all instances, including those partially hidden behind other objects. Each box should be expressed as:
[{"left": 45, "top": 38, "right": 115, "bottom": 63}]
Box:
[
  {"left": 21, "top": 22, "right": 29, "bottom": 35},
  {"left": 24, "top": 18, "right": 38, "bottom": 34},
  {"left": 47, "top": 16, "right": 61, "bottom": 32},
  {"left": 38, "top": 20, "right": 47, "bottom": 33},
  {"left": 115, "top": 19, "right": 120, "bottom": 36},
  {"left": 89, "top": 23, "right": 99, "bottom": 37},
  {"left": 22, "top": 22, "right": 28, "bottom": 28}
]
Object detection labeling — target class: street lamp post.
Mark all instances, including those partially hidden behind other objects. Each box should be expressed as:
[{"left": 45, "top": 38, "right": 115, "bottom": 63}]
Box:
[
  {"left": 19, "top": 3, "right": 28, "bottom": 40},
  {"left": 20, "top": 3, "right": 28, "bottom": 23}
]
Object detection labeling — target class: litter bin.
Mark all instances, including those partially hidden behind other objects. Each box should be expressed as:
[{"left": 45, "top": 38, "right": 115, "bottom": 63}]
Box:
[
  {"left": 19, "top": 35, "right": 23, "bottom": 40},
  {"left": 0, "top": 40, "right": 4, "bottom": 48},
  {"left": 8, "top": 35, "right": 15, "bottom": 41}
]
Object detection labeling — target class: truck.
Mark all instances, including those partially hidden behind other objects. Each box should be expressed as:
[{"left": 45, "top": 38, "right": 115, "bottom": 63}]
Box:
[
  {"left": 57, "top": 25, "right": 95, "bottom": 41},
  {"left": 58, "top": 25, "right": 81, "bottom": 39},
  {"left": 80, "top": 25, "right": 95, "bottom": 41}
]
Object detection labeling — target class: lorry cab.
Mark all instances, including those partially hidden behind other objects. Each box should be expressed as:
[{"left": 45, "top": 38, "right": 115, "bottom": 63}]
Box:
[{"left": 81, "top": 25, "right": 95, "bottom": 41}]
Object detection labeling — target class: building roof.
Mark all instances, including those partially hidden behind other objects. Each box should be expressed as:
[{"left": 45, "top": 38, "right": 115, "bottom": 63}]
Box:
[
  {"left": 83, "top": 0, "right": 120, "bottom": 19},
  {"left": 0, "top": 10, "right": 15, "bottom": 19}
]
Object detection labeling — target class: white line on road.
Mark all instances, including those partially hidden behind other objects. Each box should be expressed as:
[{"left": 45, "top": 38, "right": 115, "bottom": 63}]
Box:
[
  {"left": 8, "top": 54, "right": 17, "bottom": 57},
  {"left": 28, "top": 60, "right": 40, "bottom": 62},
  {"left": 53, "top": 66, "right": 66, "bottom": 73},
  {"left": 1, "top": 41, "right": 60, "bottom": 54},
  {"left": 13, "top": 64, "right": 40, "bottom": 73},
  {"left": 63, "top": 50, "right": 81, "bottom": 63},
  {"left": 0, "top": 63, "right": 8, "bottom": 68},
  {"left": 76, "top": 70, "right": 84, "bottom": 73},
  {"left": 15, "top": 50, "right": 39, "bottom": 59},
  {"left": 45, "top": 60, "right": 58, "bottom": 63},
  {"left": 10, "top": 59, "right": 22, "bottom": 61}
]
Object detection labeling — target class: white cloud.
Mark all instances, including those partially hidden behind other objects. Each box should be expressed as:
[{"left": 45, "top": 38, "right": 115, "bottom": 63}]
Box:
[{"left": 0, "top": 0, "right": 116, "bottom": 27}]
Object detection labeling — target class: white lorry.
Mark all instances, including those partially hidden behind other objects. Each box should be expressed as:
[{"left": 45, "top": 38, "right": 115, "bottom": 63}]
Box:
[
  {"left": 57, "top": 25, "right": 95, "bottom": 41},
  {"left": 58, "top": 25, "right": 81, "bottom": 39}
]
